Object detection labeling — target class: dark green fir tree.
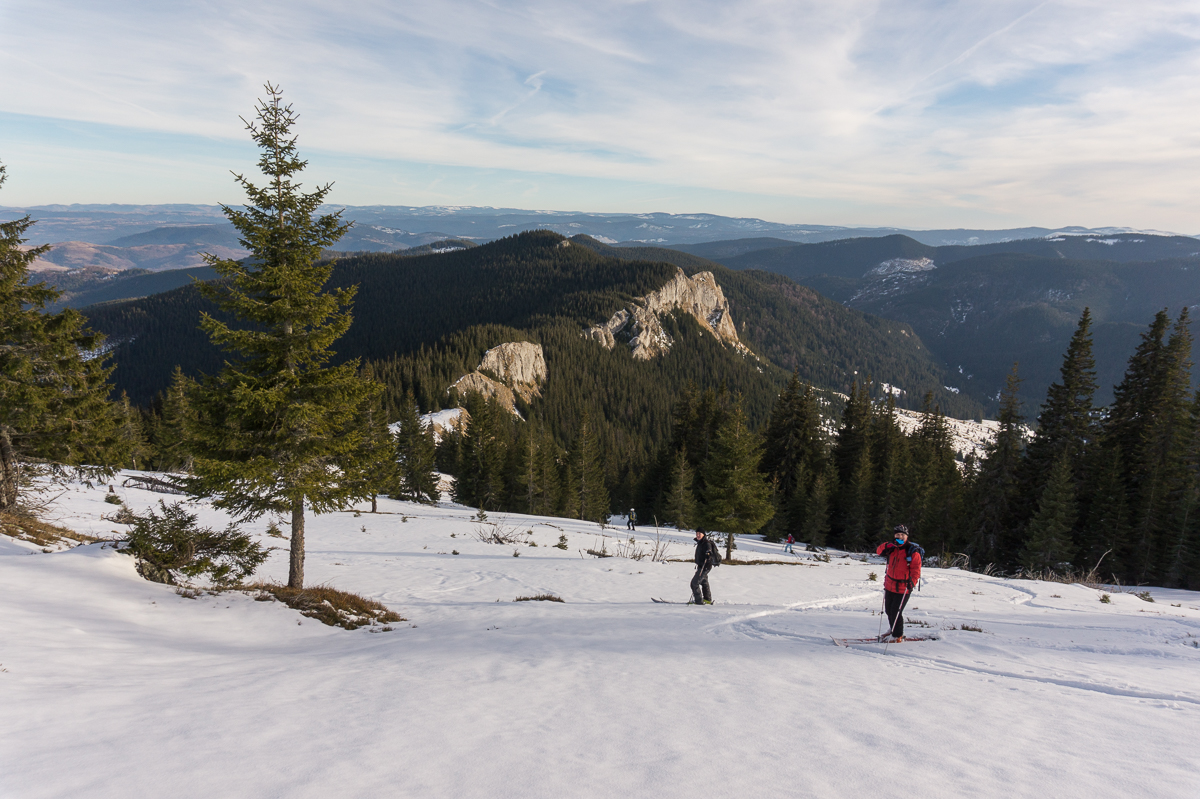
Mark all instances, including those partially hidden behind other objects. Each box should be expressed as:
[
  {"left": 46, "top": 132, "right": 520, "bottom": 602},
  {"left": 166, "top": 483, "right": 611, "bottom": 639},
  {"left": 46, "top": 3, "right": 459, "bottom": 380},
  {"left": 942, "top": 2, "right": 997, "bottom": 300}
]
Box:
[
  {"left": 969, "top": 364, "right": 1026, "bottom": 568},
  {"left": 391, "top": 392, "right": 439, "bottom": 504},
  {"left": 1020, "top": 453, "right": 1077, "bottom": 573},
  {"left": 185, "top": 86, "right": 380, "bottom": 588},
  {"left": 701, "top": 398, "right": 774, "bottom": 560},
  {"left": 0, "top": 161, "right": 127, "bottom": 509}
]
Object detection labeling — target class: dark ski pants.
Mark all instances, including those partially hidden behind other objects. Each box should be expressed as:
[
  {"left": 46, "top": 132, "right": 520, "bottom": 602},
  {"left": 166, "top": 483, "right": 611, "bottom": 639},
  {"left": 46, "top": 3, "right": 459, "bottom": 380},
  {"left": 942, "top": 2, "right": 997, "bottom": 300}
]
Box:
[
  {"left": 691, "top": 564, "right": 712, "bottom": 603},
  {"left": 884, "top": 589, "right": 911, "bottom": 637}
]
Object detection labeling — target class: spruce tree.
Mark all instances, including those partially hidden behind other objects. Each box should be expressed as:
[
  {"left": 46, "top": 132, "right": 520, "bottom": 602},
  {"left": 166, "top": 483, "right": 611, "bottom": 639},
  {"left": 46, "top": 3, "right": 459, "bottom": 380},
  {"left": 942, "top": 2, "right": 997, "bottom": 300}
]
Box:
[
  {"left": 0, "top": 162, "right": 127, "bottom": 509},
  {"left": 969, "top": 364, "right": 1026, "bottom": 568},
  {"left": 831, "top": 381, "right": 873, "bottom": 551},
  {"left": 570, "top": 410, "right": 609, "bottom": 523},
  {"left": 454, "top": 394, "right": 507, "bottom": 511},
  {"left": 868, "top": 393, "right": 907, "bottom": 540},
  {"left": 800, "top": 467, "right": 833, "bottom": 548},
  {"left": 910, "top": 395, "right": 963, "bottom": 555},
  {"left": 1020, "top": 308, "right": 1098, "bottom": 549},
  {"left": 1021, "top": 453, "right": 1077, "bottom": 573},
  {"left": 156, "top": 366, "right": 196, "bottom": 473},
  {"left": 1105, "top": 309, "right": 1194, "bottom": 582},
  {"left": 1163, "top": 389, "right": 1200, "bottom": 588},
  {"left": 701, "top": 398, "right": 774, "bottom": 560},
  {"left": 392, "top": 392, "right": 439, "bottom": 504},
  {"left": 1080, "top": 443, "right": 1130, "bottom": 578},
  {"left": 661, "top": 446, "right": 698, "bottom": 530},
  {"left": 185, "top": 87, "right": 379, "bottom": 588}
]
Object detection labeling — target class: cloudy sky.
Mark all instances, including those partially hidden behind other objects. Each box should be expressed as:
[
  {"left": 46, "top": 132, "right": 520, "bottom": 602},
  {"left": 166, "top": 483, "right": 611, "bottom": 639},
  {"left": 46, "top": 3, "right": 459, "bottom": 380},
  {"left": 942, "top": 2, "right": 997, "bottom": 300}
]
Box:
[{"left": 2, "top": 0, "right": 1198, "bottom": 229}]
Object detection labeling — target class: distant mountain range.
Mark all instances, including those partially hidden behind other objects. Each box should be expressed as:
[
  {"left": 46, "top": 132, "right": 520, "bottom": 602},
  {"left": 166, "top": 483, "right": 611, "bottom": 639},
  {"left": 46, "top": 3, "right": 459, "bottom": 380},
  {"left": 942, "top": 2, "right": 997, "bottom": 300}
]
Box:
[
  {"left": 3, "top": 203, "right": 1190, "bottom": 249},
  {"left": 684, "top": 233, "right": 1200, "bottom": 409}
]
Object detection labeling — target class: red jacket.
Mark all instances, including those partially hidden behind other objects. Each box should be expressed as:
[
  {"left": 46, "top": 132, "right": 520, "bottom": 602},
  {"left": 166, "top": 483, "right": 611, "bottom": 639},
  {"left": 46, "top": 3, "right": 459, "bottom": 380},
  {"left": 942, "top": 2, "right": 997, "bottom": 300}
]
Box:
[{"left": 876, "top": 541, "right": 922, "bottom": 594}]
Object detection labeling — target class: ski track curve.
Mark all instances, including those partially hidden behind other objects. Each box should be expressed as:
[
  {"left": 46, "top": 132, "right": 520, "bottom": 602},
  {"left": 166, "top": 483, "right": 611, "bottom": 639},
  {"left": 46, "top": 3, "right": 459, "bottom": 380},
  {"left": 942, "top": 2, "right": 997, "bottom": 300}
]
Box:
[{"left": 706, "top": 591, "right": 882, "bottom": 633}]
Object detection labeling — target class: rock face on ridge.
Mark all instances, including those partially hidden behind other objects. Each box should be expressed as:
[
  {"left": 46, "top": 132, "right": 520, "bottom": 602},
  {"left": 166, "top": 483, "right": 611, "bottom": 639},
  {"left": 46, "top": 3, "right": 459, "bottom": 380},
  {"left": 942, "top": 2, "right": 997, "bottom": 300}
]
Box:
[
  {"left": 586, "top": 267, "right": 749, "bottom": 360},
  {"left": 449, "top": 341, "right": 546, "bottom": 414}
]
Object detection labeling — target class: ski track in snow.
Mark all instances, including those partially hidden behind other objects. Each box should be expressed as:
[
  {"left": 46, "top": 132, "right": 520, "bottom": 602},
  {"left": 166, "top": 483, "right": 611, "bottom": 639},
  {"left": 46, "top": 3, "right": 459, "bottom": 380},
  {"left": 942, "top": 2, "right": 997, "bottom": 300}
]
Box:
[{"left": 3, "top": 471, "right": 1200, "bottom": 799}]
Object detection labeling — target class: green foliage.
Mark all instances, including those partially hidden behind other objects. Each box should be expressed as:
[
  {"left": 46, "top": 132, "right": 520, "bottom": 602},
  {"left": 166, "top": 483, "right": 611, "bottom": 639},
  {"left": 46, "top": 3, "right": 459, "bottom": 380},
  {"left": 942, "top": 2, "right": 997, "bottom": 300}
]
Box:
[
  {"left": 968, "top": 365, "right": 1026, "bottom": 567},
  {"left": 390, "top": 392, "right": 439, "bottom": 504},
  {"left": 701, "top": 398, "right": 774, "bottom": 559},
  {"left": 183, "top": 86, "right": 381, "bottom": 588},
  {"left": 660, "top": 447, "right": 698, "bottom": 530},
  {"left": 0, "top": 161, "right": 128, "bottom": 509},
  {"left": 1021, "top": 454, "right": 1078, "bottom": 572},
  {"left": 123, "top": 500, "right": 267, "bottom": 585}
]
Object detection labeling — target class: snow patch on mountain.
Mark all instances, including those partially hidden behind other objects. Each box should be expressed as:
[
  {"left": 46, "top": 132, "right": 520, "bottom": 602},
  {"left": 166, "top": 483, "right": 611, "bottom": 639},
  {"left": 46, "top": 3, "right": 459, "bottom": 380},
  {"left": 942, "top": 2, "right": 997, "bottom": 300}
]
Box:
[{"left": 851, "top": 257, "right": 937, "bottom": 303}]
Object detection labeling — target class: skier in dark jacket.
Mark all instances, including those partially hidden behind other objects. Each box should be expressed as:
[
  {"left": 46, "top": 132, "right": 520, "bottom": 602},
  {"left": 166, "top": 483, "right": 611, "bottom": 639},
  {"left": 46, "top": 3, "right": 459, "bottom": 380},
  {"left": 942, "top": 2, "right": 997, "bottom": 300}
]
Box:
[
  {"left": 875, "top": 524, "right": 923, "bottom": 641},
  {"left": 691, "top": 529, "right": 716, "bottom": 605}
]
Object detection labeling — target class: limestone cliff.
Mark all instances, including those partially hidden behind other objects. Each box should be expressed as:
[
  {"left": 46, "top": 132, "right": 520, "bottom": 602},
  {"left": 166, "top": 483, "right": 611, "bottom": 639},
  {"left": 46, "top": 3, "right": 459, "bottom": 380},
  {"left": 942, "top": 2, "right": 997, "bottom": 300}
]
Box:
[
  {"left": 585, "top": 268, "right": 750, "bottom": 360},
  {"left": 449, "top": 341, "right": 547, "bottom": 414}
]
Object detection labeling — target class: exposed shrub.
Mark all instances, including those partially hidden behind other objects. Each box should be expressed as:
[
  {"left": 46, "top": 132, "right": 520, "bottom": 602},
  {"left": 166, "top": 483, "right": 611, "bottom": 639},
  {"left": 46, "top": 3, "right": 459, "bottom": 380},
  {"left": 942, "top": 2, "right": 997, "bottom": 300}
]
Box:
[
  {"left": 123, "top": 500, "right": 267, "bottom": 585},
  {"left": 555, "top": 533, "right": 568, "bottom": 550},
  {"left": 1100, "top": 593, "right": 1111, "bottom": 604},
  {"left": 104, "top": 493, "right": 123, "bottom": 505},
  {"left": 245, "top": 582, "right": 404, "bottom": 630},
  {"left": 1135, "top": 590, "right": 1154, "bottom": 603},
  {"left": 514, "top": 594, "right": 564, "bottom": 603}
]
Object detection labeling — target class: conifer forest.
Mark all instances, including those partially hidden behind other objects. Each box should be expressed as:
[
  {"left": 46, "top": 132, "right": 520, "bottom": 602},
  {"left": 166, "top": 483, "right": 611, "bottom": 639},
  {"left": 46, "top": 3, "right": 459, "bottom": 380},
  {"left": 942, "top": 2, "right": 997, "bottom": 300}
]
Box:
[{"left": 4, "top": 89, "right": 1199, "bottom": 592}]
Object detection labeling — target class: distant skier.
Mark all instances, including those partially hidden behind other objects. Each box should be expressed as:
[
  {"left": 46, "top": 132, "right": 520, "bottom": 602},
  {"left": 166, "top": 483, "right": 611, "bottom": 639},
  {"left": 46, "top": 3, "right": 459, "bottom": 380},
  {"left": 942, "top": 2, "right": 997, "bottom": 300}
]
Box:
[
  {"left": 691, "top": 529, "right": 718, "bottom": 605},
  {"left": 627, "top": 508, "right": 637, "bottom": 531},
  {"left": 783, "top": 533, "right": 795, "bottom": 554},
  {"left": 875, "top": 525, "right": 923, "bottom": 641}
]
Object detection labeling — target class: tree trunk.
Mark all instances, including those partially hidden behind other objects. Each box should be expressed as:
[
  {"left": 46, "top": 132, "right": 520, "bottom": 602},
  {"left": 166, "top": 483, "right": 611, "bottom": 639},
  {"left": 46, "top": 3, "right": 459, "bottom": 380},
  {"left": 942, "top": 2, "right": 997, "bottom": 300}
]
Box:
[
  {"left": 288, "top": 496, "right": 305, "bottom": 588},
  {"left": 371, "top": 494, "right": 377, "bottom": 513},
  {"left": 0, "top": 427, "right": 17, "bottom": 511},
  {"left": 726, "top": 531, "right": 734, "bottom": 562}
]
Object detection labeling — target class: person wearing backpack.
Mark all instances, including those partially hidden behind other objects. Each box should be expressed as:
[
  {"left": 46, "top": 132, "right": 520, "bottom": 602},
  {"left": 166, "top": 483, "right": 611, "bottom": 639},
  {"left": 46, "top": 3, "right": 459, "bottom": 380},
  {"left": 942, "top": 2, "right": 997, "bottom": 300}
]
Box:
[
  {"left": 691, "top": 528, "right": 720, "bottom": 605},
  {"left": 875, "top": 524, "right": 923, "bottom": 641},
  {"left": 783, "top": 533, "right": 795, "bottom": 554}
]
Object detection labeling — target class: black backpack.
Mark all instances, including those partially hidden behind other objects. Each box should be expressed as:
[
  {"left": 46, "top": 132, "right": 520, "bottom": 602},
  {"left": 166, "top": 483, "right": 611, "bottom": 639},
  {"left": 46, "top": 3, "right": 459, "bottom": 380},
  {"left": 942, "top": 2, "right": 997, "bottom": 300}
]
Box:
[{"left": 708, "top": 537, "right": 722, "bottom": 567}]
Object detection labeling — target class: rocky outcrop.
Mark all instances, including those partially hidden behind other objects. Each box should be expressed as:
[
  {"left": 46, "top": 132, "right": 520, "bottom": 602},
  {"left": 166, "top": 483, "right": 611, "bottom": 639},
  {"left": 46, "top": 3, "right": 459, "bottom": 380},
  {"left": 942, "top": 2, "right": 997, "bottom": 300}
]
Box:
[
  {"left": 478, "top": 342, "right": 546, "bottom": 400},
  {"left": 586, "top": 268, "right": 749, "bottom": 360},
  {"left": 449, "top": 341, "right": 547, "bottom": 414}
]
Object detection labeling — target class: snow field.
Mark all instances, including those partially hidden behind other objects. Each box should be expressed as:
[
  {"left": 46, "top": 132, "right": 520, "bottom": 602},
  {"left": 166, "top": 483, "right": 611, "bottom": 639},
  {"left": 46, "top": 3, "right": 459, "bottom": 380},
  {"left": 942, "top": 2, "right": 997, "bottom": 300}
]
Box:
[{"left": 2, "top": 473, "right": 1199, "bottom": 798}]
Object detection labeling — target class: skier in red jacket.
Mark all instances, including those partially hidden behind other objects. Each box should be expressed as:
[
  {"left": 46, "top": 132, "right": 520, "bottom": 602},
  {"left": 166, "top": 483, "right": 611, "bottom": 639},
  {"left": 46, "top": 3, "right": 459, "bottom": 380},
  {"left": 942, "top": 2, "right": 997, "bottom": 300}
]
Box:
[{"left": 875, "top": 524, "right": 923, "bottom": 641}]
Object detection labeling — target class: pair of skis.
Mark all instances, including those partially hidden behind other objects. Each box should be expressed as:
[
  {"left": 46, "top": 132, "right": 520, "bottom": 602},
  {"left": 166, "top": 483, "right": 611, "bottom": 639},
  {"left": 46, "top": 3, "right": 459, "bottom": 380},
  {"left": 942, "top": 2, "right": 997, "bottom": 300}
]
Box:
[
  {"left": 831, "top": 634, "right": 936, "bottom": 646},
  {"left": 651, "top": 597, "right": 709, "bottom": 605}
]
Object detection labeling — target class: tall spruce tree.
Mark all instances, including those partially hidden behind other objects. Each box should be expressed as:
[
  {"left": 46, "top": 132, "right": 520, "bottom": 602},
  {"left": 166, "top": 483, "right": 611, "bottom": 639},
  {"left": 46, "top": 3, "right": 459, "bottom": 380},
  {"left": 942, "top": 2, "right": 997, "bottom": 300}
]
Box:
[
  {"left": 570, "top": 410, "right": 609, "bottom": 523},
  {"left": 391, "top": 392, "right": 439, "bottom": 504},
  {"left": 1080, "top": 444, "right": 1130, "bottom": 578},
  {"left": 1163, "top": 389, "right": 1200, "bottom": 588},
  {"left": 185, "top": 87, "right": 379, "bottom": 588},
  {"left": 1020, "top": 453, "right": 1077, "bottom": 572},
  {"left": 969, "top": 365, "right": 1026, "bottom": 568},
  {"left": 661, "top": 446, "right": 698, "bottom": 530},
  {"left": 909, "top": 394, "right": 963, "bottom": 555},
  {"left": 1105, "top": 309, "right": 1194, "bottom": 582},
  {"left": 0, "top": 162, "right": 127, "bottom": 509},
  {"left": 1020, "top": 308, "right": 1097, "bottom": 546},
  {"left": 454, "top": 394, "right": 508, "bottom": 511},
  {"left": 702, "top": 397, "right": 774, "bottom": 560},
  {"left": 868, "top": 393, "right": 908, "bottom": 541},
  {"left": 761, "top": 373, "right": 827, "bottom": 540},
  {"left": 831, "top": 381, "right": 873, "bottom": 551},
  {"left": 155, "top": 366, "right": 196, "bottom": 473}
]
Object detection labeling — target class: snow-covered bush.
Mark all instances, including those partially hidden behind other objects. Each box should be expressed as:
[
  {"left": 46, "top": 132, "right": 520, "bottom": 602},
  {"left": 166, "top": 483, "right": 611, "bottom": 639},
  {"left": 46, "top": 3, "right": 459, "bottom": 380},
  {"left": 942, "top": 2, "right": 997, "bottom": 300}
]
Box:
[{"left": 122, "top": 501, "right": 267, "bottom": 586}]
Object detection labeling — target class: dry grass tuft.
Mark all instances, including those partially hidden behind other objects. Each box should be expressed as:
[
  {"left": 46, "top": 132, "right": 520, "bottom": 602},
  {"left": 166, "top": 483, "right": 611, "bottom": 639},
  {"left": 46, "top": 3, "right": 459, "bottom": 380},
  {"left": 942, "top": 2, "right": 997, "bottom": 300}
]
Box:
[
  {"left": 0, "top": 508, "right": 100, "bottom": 550},
  {"left": 514, "top": 594, "right": 564, "bottom": 603},
  {"left": 241, "top": 582, "right": 405, "bottom": 630}
]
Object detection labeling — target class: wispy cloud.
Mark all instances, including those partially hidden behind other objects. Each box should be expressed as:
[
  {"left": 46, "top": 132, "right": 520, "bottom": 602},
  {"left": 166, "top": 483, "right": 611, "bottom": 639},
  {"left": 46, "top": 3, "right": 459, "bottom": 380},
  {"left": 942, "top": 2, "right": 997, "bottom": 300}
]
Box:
[{"left": 2, "top": 0, "right": 1199, "bottom": 229}]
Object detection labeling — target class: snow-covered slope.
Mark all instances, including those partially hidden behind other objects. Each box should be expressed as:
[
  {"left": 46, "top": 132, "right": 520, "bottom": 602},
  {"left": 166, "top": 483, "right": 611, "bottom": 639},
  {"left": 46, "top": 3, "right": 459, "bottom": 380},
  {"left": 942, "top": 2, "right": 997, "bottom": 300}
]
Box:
[{"left": 2, "top": 474, "right": 1198, "bottom": 798}]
